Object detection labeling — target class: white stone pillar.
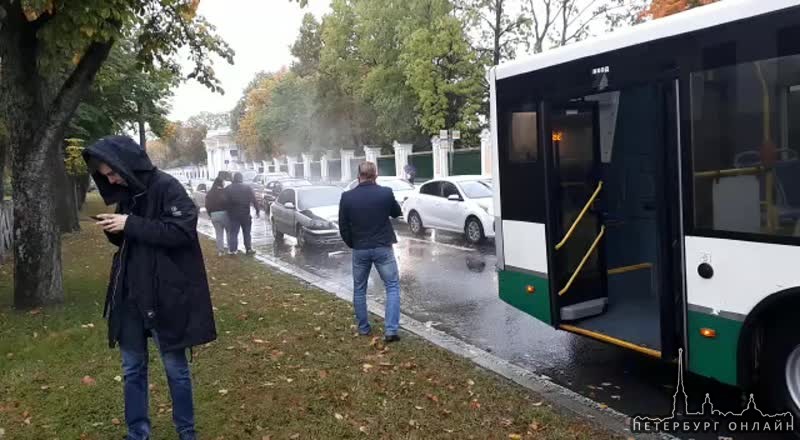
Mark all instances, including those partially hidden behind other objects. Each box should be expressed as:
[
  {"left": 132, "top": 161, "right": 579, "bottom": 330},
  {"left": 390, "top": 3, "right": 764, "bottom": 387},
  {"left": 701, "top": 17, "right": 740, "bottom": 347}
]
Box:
[
  {"left": 273, "top": 157, "right": 282, "bottom": 174},
  {"left": 262, "top": 160, "right": 269, "bottom": 173},
  {"left": 320, "top": 152, "right": 330, "bottom": 182},
  {"left": 480, "top": 129, "right": 492, "bottom": 177},
  {"left": 392, "top": 141, "right": 412, "bottom": 179},
  {"left": 340, "top": 149, "right": 355, "bottom": 182},
  {"left": 432, "top": 136, "right": 451, "bottom": 178},
  {"left": 287, "top": 156, "right": 298, "bottom": 177},
  {"left": 364, "top": 146, "right": 382, "bottom": 165},
  {"left": 302, "top": 153, "right": 313, "bottom": 180}
]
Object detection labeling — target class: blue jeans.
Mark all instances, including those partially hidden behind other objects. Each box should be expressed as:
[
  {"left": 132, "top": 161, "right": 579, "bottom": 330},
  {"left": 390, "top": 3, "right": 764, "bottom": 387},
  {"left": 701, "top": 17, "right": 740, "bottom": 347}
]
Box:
[
  {"left": 352, "top": 247, "right": 401, "bottom": 336},
  {"left": 119, "top": 302, "right": 195, "bottom": 440}
]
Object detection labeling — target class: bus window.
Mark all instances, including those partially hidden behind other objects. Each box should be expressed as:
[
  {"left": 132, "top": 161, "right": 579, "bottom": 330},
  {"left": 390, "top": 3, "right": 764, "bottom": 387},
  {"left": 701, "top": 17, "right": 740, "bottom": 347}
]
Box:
[
  {"left": 509, "top": 112, "right": 538, "bottom": 162},
  {"left": 690, "top": 52, "right": 800, "bottom": 239}
]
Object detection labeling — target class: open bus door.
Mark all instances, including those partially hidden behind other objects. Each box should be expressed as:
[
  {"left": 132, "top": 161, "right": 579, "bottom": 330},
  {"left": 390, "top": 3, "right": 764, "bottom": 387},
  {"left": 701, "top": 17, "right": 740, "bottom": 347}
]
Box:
[{"left": 542, "top": 101, "right": 610, "bottom": 324}]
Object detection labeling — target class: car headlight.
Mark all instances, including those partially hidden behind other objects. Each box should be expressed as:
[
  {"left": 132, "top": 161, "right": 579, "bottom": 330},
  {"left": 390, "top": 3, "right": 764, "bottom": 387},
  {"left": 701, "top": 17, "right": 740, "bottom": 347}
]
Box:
[{"left": 309, "top": 219, "right": 333, "bottom": 230}]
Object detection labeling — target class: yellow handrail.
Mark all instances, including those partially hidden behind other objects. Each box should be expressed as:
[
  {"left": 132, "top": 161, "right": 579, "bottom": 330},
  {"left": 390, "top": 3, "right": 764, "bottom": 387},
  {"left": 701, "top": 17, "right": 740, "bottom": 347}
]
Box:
[
  {"left": 558, "top": 225, "right": 606, "bottom": 296},
  {"left": 555, "top": 181, "right": 603, "bottom": 251}
]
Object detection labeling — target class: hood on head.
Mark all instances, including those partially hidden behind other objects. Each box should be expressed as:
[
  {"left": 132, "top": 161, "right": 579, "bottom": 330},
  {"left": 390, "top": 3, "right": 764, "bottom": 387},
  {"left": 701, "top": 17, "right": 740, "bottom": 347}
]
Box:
[{"left": 82, "top": 136, "right": 155, "bottom": 205}]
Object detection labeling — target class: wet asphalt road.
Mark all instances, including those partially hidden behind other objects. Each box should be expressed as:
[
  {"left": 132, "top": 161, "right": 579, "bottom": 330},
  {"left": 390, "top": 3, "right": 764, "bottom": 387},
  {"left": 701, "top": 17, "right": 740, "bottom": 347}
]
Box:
[{"left": 198, "top": 212, "right": 788, "bottom": 440}]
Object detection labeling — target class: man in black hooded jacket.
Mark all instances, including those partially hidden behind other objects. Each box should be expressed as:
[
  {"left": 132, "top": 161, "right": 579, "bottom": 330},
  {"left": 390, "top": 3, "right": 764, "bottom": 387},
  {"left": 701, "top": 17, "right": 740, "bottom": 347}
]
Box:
[{"left": 83, "top": 136, "right": 216, "bottom": 440}]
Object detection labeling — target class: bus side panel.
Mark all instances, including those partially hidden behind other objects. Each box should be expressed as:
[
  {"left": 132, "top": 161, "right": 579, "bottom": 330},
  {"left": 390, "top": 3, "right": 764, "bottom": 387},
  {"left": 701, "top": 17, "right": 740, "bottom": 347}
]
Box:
[
  {"left": 499, "top": 220, "right": 552, "bottom": 324},
  {"left": 686, "top": 310, "right": 742, "bottom": 386},
  {"left": 499, "top": 269, "right": 552, "bottom": 325},
  {"left": 685, "top": 236, "right": 800, "bottom": 386}
]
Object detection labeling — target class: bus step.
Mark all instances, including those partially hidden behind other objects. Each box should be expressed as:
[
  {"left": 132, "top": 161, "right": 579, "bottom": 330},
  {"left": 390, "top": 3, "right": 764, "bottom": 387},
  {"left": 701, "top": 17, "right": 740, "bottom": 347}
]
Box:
[{"left": 560, "top": 298, "right": 608, "bottom": 321}]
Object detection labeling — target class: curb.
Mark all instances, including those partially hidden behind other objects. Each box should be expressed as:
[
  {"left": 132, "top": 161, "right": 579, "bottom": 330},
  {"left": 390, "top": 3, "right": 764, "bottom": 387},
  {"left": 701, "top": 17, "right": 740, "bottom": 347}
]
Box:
[{"left": 201, "top": 230, "right": 672, "bottom": 440}]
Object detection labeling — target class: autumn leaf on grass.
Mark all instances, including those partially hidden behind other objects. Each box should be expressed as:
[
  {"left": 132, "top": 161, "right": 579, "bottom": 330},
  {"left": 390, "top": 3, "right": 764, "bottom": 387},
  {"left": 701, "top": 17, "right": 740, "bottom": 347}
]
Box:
[
  {"left": 508, "top": 435, "right": 522, "bottom": 440},
  {"left": 218, "top": 389, "right": 229, "bottom": 395},
  {"left": 334, "top": 413, "right": 344, "bottom": 421},
  {"left": 318, "top": 370, "right": 329, "bottom": 379},
  {"left": 81, "top": 376, "right": 96, "bottom": 386},
  {"left": 362, "top": 363, "right": 374, "bottom": 373},
  {"left": 426, "top": 394, "right": 440, "bottom": 403},
  {"left": 111, "top": 418, "right": 121, "bottom": 426},
  {"left": 470, "top": 399, "right": 481, "bottom": 410}
]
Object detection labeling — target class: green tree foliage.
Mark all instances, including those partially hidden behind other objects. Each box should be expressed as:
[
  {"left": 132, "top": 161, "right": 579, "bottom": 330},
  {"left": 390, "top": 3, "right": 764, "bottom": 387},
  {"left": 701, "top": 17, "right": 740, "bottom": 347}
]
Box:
[
  {"left": 0, "top": 0, "right": 233, "bottom": 308},
  {"left": 290, "top": 13, "right": 322, "bottom": 77},
  {"left": 257, "top": 73, "right": 317, "bottom": 155},
  {"left": 402, "top": 14, "right": 484, "bottom": 142},
  {"left": 68, "top": 38, "right": 178, "bottom": 147}
]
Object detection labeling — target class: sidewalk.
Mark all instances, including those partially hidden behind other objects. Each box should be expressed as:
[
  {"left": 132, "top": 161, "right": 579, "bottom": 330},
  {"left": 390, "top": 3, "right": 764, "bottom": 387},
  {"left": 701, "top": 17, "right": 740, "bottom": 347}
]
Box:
[{"left": 0, "top": 199, "right": 620, "bottom": 439}]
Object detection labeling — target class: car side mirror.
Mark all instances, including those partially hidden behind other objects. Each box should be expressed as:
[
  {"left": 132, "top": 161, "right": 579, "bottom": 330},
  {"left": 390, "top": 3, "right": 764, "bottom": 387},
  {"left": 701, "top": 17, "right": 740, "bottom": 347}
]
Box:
[
  {"left": 284, "top": 202, "right": 295, "bottom": 209},
  {"left": 447, "top": 194, "right": 461, "bottom": 201}
]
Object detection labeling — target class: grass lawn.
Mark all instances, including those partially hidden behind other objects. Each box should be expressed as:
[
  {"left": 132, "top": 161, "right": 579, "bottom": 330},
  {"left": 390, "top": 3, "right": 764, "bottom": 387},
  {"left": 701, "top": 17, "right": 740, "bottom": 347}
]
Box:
[{"left": 0, "top": 196, "right": 619, "bottom": 439}]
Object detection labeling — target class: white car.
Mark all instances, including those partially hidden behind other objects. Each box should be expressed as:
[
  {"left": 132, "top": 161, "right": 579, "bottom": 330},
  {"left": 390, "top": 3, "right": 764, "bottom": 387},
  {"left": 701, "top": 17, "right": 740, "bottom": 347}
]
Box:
[
  {"left": 345, "top": 176, "right": 416, "bottom": 207},
  {"left": 401, "top": 175, "right": 494, "bottom": 244}
]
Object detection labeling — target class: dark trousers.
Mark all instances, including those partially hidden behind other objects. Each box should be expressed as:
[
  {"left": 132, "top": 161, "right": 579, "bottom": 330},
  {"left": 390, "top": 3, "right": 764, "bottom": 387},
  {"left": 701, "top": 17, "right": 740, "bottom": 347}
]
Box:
[{"left": 227, "top": 214, "right": 252, "bottom": 252}]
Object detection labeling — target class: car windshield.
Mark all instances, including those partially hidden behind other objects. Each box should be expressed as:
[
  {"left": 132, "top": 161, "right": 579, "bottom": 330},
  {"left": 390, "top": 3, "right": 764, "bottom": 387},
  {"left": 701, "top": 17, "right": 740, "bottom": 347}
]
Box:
[
  {"left": 298, "top": 187, "right": 343, "bottom": 210},
  {"left": 242, "top": 171, "right": 258, "bottom": 181},
  {"left": 379, "top": 179, "right": 414, "bottom": 191},
  {"left": 459, "top": 180, "right": 492, "bottom": 199}
]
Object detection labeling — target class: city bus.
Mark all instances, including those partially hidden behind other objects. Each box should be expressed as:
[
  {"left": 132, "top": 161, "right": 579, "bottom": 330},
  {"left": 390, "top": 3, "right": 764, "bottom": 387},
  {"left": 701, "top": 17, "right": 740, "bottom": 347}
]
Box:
[{"left": 490, "top": 0, "right": 800, "bottom": 418}]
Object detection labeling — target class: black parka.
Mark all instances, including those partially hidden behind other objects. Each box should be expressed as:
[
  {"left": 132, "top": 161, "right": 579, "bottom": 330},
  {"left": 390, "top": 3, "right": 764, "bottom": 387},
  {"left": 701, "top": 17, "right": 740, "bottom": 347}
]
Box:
[{"left": 83, "top": 136, "right": 217, "bottom": 352}]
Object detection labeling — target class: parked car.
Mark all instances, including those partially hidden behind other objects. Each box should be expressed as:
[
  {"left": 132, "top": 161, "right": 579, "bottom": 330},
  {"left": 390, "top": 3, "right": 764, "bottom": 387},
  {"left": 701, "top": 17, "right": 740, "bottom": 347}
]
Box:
[
  {"left": 270, "top": 185, "right": 344, "bottom": 248},
  {"left": 191, "top": 181, "right": 213, "bottom": 208},
  {"left": 345, "top": 176, "right": 416, "bottom": 208},
  {"left": 250, "top": 172, "right": 290, "bottom": 202},
  {"left": 401, "top": 175, "right": 494, "bottom": 244},
  {"left": 262, "top": 178, "right": 312, "bottom": 211}
]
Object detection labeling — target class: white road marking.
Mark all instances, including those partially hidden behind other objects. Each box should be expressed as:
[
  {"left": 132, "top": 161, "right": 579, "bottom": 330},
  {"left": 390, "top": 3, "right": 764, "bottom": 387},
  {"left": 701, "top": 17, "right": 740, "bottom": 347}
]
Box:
[{"left": 400, "top": 236, "right": 476, "bottom": 252}]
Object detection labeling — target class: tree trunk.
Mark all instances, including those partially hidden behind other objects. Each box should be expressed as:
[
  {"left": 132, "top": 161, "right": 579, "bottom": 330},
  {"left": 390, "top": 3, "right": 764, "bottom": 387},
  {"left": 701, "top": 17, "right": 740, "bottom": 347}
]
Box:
[
  {"left": 137, "top": 101, "right": 147, "bottom": 150},
  {"left": 1, "top": 5, "right": 113, "bottom": 309},
  {"left": 53, "top": 143, "right": 80, "bottom": 233}
]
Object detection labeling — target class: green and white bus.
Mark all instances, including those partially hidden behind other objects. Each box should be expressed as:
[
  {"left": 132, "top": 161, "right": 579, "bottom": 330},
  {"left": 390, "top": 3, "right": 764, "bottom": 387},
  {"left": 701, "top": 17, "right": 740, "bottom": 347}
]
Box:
[{"left": 490, "top": 0, "right": 800, "bottom": 417}]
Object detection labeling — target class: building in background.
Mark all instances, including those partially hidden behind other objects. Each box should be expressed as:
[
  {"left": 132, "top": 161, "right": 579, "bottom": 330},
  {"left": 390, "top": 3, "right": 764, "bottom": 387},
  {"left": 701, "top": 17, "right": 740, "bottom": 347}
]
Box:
[{"left": 205, "top": 127, "right": 246, "bottom": 179}]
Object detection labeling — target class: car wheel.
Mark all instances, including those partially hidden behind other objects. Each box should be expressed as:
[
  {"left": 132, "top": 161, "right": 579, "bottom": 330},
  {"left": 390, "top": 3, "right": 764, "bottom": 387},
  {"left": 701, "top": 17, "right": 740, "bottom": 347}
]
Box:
[
  {"left": 760, "top": 314, "right": 800, "bottom": 425},
  {"left": 465, "top": 217, "right": 485, "bottom": 244},
  {"left": 407, "top": 211, "right": 425, "bottom": 236},
  {"left": 271, "top": 218, "right": 283, "bottom": 240}
]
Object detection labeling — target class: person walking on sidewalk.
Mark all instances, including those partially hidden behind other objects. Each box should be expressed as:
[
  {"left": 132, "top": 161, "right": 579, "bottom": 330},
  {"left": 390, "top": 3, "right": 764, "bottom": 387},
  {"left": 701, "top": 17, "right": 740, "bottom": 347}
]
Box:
[
  {"left": 205, "top": 176, "right": 229, "bottom": 256},
  {"left": 224, "top": 172, "right": 260, "bottom": 255},
  {"left": 338, "top": 161, "right": 403, "bottom": 343},
  {"left": 83, "top": 136, "right": 216, "bottom": 440}
]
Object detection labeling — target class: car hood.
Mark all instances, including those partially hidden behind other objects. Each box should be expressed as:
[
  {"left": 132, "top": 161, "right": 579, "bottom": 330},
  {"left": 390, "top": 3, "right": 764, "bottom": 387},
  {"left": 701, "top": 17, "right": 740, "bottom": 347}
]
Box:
[{"left": 304, "top": 205, "right": 339, "bottom": 222}]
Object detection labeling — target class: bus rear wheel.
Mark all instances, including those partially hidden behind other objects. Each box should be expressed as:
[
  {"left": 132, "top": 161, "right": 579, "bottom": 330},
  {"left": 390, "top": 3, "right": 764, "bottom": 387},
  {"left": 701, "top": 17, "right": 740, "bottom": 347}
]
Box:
[{"left": 760, "top": 317, "right": 800, "bottom": 425}]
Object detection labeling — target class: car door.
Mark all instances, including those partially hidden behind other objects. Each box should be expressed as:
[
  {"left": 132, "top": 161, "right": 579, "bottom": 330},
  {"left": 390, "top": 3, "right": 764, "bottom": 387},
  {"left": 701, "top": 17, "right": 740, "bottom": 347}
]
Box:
[
  {"left": 194, "top": 183, "right": 207, "bottom": 207},
  {"left": 274, "top": 189, "right": 296, "bottom": 234},
  {"left": 416, "top": 181, "right": 444, "bottom": 227},
  {"left": 436, "top": 181, "right": 466, "bottom": 232}
]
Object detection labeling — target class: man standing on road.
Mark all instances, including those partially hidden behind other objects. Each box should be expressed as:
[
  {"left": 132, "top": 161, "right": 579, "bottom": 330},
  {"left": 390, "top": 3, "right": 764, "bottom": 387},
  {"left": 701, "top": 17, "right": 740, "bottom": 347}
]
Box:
[
  {"left": 83, "top": 136, "right": 216, "bottom": 440},
  {"left": 339, "top": 162, "right": 403, "bottom": 343},
  {"left": 224, "top": 172, "right": 260, "bottom": 255}
]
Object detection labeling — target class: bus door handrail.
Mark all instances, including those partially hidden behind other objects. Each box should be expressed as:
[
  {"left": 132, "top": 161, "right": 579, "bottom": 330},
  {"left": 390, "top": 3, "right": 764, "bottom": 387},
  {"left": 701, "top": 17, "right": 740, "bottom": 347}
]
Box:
[
  {"left": 558, "top": 225, "right": 606, "bottom": 296},
  {"left": 554, "top": 180, "right": 603, "bottom": 251}
]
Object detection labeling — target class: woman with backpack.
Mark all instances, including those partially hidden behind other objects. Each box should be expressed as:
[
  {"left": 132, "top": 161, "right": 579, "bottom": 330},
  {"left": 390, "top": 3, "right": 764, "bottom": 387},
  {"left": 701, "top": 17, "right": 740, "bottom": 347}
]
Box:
[{"left": 205, "top": 177, "right": 229, "bottom": 256}]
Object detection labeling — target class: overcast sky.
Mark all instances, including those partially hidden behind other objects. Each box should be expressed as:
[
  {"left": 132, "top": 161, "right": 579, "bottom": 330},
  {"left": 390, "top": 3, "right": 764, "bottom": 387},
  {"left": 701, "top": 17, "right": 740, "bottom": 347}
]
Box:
[{"left": 168, "top": 0, "right": 331, "bottom": 122}]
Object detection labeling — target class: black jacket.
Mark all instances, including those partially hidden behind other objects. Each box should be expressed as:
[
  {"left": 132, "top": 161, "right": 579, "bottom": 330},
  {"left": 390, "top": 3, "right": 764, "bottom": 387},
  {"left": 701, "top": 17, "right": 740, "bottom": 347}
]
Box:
[
  {"left": 338, "top": 181, "right": 402, "bottom": 250},
  {"left": 83, "top": 136, "right": 217, "bottom": 352},
  {"left": 224, "top": 183, "right": 259, "bottom": 219}
]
